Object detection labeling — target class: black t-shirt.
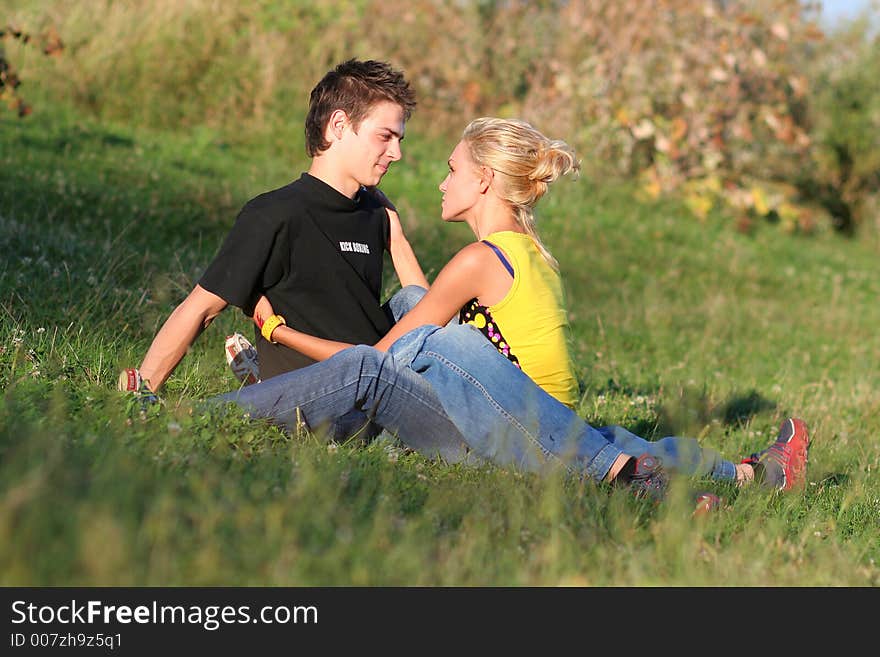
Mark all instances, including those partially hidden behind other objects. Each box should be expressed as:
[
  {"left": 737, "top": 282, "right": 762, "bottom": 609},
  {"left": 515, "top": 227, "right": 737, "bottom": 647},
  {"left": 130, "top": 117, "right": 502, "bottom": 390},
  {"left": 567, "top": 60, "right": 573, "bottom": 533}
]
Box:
[{"left": 199, "top": 173, "right": 392, "bottom": 379}]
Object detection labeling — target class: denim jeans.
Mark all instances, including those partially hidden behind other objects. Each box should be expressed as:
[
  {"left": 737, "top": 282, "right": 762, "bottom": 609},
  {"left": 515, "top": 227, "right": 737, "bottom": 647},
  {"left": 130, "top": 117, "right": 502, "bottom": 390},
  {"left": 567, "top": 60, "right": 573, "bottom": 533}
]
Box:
[
  {"left": 215, "top": 286, "right": 477, "bottom": 463},
  {"left": 292, "top": 285, "right": 433, "bottom": 442},
  {"left": 389, "top": 323, "right": 736, "bottom": 481},
  {"left": 214, "top": 286, "right": 736, "bottom": 482},
  {"left": 215, "top": 343, "right": 478, "bottom": 463}
]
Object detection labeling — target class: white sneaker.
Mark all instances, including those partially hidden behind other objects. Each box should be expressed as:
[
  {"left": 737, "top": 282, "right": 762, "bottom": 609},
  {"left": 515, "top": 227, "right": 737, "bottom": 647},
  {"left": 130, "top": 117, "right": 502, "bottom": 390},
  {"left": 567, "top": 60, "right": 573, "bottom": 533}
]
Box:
[
  {"left": 225, "top": 333, "right": 260, "bottom": 385},
  {"left": 117, "top": 368, "right": 160, "bottom": 406}
]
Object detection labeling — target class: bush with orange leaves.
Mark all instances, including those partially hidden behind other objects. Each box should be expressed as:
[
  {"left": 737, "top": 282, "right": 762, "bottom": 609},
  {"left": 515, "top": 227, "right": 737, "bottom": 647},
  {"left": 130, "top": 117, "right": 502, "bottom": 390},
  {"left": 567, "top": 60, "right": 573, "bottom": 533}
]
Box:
[
  {"left": 0, "top": 23, "right": 62, "bottom": 117},
  {"left": 357, "top": 0, "right": 829, "bottom": 233},
  {"left": 6, "top": 0, "right": 875, "bottom": 235}
]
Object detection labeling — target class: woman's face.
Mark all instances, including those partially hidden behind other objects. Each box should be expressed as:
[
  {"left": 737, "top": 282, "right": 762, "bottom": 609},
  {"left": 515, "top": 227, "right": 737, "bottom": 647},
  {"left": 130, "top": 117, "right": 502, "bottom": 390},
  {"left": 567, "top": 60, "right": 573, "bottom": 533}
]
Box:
[{"left": 439, "top": 140, "right": 484, "bottom": 221}]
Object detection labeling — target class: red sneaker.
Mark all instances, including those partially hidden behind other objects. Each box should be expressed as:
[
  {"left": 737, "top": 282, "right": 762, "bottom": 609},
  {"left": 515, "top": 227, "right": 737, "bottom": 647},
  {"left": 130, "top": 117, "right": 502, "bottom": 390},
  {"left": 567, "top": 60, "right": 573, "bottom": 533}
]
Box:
[
  {"left": 741, "top": 418, "right": 810, "bottom": 491},
  {"left": 693, "top": 492, "right": 724, "bottom": 517},
  {"left": 620, "top": 454, "right": 669, "bottom": 503}
]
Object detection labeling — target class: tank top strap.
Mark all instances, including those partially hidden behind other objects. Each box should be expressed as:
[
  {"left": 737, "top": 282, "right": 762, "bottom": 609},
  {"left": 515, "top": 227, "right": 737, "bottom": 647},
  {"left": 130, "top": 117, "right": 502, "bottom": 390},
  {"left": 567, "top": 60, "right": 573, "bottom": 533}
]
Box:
[{"left": 481, "top": 240, "right": 514, "bottom": 277}]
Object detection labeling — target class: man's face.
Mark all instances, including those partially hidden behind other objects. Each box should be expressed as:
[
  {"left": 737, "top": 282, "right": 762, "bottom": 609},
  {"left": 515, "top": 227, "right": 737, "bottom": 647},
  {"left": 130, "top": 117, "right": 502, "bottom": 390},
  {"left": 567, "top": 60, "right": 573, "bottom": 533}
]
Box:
[
  {"left": 439, "top": 140, "right": 484, "bottom": 221},
  {"left": 339, "top": 100, "right": 406, "bottom": 189}
]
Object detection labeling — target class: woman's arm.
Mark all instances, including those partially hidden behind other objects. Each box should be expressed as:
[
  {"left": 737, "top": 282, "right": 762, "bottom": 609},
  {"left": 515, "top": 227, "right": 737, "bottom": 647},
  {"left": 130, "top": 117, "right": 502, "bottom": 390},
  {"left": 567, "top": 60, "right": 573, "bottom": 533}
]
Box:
[
  {"left": 387, "top": 207, "right": 429, "bottom": 289},
  {"left": 374, "top": 243, "right": 487, "bottom": 351},
  {"left": 268, "top": 325, "right": 353, "bottom": 361},
  {"left": 365, "top": 188, "right": 429, "bottom": 289},
  {"left": 252, "top": 295, "right": 352, "bottom": 361},
  {"left": 256, "top": 242, "right": 495, "bottom": 361}
]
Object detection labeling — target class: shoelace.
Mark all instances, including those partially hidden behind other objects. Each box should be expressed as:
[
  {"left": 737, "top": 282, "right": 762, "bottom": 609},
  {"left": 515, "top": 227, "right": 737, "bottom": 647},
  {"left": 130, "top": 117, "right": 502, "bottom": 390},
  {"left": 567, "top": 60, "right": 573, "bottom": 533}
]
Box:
[
  {"left": 762, "top": 441, "right": 807, "bottom": 469},
  {"left": 770, "top": 442, "right": 808, "bottom": 474},
  {"left": 743, "top": 443, "right": 807, "bottom": 489}
]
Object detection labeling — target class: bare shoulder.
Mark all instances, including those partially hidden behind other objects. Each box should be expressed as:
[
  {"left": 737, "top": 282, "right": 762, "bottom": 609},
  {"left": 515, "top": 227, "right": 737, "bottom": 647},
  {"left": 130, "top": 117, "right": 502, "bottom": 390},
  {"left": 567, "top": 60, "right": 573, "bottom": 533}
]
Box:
[
  {"left": 446, "top": 241, "right": 496, "bottom": 271},
  {"left": 428, "top": 241, "right": 496, "bottom": 295}
]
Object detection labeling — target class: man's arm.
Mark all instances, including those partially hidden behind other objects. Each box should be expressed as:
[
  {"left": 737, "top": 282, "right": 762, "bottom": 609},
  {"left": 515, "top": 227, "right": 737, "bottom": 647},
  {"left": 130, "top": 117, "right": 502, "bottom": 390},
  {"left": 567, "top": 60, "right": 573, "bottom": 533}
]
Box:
[{"left": 137, "top": 284, "right": 228, "bottom": 391}]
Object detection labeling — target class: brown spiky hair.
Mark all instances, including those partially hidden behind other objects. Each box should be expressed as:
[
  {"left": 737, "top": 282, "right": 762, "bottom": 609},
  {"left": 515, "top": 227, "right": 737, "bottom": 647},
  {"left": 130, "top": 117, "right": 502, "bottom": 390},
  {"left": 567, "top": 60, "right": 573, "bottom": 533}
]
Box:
[{"left": 305, "top": 59, "right": 416, "bottom": 157}]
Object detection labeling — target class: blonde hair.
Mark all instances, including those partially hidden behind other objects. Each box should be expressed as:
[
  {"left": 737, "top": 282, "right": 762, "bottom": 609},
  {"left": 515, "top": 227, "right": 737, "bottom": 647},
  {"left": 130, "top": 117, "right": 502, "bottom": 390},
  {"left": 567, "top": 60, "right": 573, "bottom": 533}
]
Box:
[{"left": 462, "top": 117, "right": 579, "bottom": 270}]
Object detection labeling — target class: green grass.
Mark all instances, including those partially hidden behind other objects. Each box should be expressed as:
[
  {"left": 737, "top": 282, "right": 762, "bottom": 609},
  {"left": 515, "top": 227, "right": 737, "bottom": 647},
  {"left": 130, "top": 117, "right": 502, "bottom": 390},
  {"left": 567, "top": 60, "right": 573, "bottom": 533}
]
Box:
[{"left": 2, "top": 102, "right": 879, "bottom": 586}]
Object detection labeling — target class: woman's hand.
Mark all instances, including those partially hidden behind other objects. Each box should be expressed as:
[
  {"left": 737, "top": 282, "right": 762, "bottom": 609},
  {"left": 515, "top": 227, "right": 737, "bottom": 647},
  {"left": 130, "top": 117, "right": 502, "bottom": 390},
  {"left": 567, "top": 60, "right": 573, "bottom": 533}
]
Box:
[
  {"left": 386, "top": 206, "right": 405, "bottom": 245},
  {"left": 364, "top": 186, "right": 428, "bottom": 289},
  {"left": 253, "top": 295, "right": 276, "bottom": 329},
  {"left": 385, "top": 206, "right": 429, "bottom": 289},
  {"left": 364, "top": 186, "right": 405, "bottom": 241},
  {"left": 364, "top": 185, "right": 396, "bottom": 212}
]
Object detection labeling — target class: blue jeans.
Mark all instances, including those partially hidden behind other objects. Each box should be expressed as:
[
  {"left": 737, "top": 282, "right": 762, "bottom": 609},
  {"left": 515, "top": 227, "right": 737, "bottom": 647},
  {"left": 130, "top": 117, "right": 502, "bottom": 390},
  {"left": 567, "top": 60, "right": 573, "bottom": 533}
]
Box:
[
  {"left": 214, "top": 286, "right": 736, "bottom": 482},
  {"left": 293, "top": 285, "right": 432, "bottom": 442},
  {"left": 216, "top": 286, "right": 477, "bottom": 464},
  {"left": 389, "top": 323, "right": 735, "bottom": 481}
]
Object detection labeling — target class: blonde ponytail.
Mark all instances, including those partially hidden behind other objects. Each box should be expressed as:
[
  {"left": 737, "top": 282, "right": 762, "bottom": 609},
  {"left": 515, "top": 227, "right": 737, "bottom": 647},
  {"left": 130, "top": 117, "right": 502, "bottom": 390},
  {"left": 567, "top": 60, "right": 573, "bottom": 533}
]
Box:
[{"left": 462, "top": 118, "right": 579, "bottom": 270}]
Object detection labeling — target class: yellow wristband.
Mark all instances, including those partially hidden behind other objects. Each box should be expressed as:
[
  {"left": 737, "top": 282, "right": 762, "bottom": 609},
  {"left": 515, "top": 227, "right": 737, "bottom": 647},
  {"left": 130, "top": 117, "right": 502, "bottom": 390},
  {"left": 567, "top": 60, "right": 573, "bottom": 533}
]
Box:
[{"left": 261, "top": 314, "right": 286, "bottom": 343}]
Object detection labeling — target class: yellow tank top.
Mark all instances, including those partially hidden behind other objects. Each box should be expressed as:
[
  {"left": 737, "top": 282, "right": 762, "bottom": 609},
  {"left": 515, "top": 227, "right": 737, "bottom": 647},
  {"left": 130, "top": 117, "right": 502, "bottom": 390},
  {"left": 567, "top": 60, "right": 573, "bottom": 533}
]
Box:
[{"left": 458, "top": 231, "right": 579, "bottom": 407}]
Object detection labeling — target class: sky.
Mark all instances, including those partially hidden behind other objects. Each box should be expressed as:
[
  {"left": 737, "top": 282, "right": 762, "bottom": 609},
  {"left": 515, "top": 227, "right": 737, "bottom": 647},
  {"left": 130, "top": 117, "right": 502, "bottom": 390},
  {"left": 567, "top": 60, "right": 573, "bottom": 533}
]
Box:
[{"left": 819, "top": 0, "right": 877, "bottom": 26}]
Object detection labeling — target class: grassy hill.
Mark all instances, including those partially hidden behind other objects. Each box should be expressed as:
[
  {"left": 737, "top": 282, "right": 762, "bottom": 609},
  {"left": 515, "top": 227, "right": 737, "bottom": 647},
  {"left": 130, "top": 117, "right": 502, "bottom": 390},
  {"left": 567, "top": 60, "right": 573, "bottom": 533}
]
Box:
[{"left": 1, "top": 101, "right": 878, "bottom": 586}]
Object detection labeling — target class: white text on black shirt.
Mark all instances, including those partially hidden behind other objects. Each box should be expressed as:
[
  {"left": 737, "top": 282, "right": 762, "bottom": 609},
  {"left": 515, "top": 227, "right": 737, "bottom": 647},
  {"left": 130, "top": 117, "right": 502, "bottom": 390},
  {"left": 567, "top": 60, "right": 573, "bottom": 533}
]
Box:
[{"left": 339, "top": 241, "right": 371, "bottom": 254}]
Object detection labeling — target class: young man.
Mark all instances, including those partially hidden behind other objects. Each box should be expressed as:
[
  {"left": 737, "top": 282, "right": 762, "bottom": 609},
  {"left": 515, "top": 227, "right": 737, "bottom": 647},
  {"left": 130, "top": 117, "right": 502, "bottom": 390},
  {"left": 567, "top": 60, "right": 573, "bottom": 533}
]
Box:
[{"left": 123, "top": 59, "right": 424, "bottom": 398}]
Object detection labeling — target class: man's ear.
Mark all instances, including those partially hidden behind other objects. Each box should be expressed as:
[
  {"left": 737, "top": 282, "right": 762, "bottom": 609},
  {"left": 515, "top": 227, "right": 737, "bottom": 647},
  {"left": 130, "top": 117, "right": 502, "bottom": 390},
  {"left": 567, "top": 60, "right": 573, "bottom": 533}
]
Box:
[{"left": 326, "top": 109, "right": 349, "bottom": 143}]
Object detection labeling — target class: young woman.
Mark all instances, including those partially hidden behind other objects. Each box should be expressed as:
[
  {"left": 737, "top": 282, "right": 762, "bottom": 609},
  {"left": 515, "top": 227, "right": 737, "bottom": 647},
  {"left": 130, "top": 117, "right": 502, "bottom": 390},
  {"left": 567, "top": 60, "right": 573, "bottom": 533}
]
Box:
[{"left": 217, "top": 118, "right": 810, "bottom": 500}]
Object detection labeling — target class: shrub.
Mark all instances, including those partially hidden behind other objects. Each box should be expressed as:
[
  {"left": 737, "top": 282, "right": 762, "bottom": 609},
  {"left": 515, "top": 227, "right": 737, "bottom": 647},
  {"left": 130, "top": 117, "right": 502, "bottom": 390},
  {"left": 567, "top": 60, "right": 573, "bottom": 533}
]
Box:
[
  {"left": 0, "top": 21, "right": 63, "bottom": 117},
  {"left": 805, "top": 18, "right": 880, "bottom": 237},
  {"left": 6, "top": 0, "right": 874, "bottom": 236}
]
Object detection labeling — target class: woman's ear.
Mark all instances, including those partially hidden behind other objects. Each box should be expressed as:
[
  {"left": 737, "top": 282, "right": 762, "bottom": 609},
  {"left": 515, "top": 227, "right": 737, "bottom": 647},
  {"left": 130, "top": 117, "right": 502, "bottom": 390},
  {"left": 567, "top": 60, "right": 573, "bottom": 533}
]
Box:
[{"left": 479, "top": 166, "right": 494, "bottom": 194}]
